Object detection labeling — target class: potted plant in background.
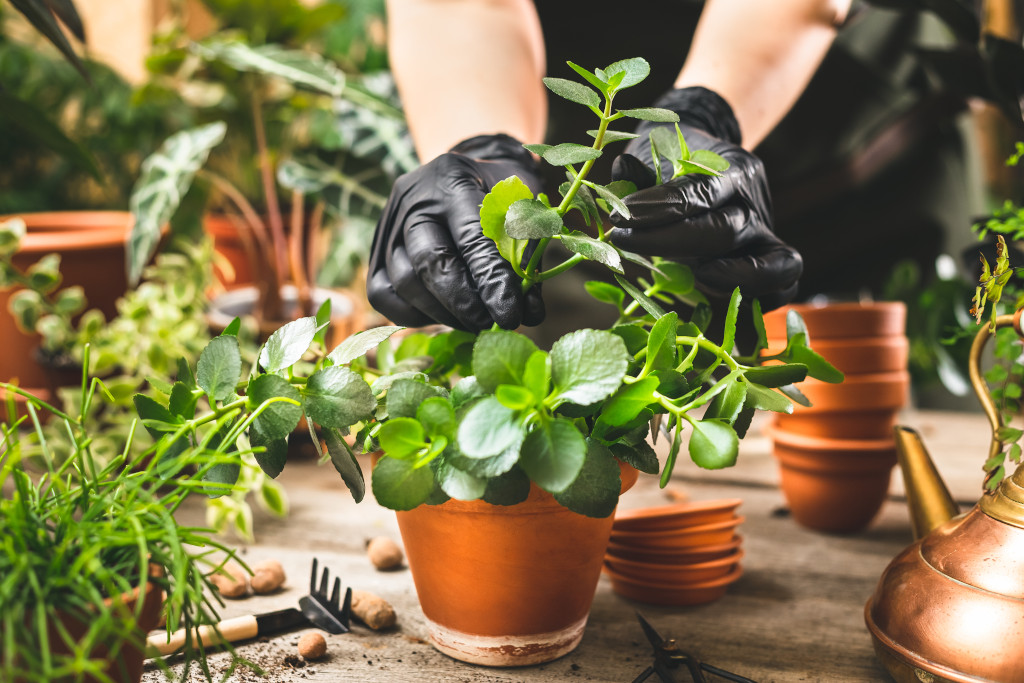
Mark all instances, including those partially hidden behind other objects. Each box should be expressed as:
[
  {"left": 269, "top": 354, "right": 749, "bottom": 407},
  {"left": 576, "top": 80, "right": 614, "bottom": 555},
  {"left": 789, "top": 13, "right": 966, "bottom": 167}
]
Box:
[
  {"left": 0, "top": 369, "right": 250, "bottom": 682},
  {"left": 136, "top": 56, "right": 839, "bottom": 667}
]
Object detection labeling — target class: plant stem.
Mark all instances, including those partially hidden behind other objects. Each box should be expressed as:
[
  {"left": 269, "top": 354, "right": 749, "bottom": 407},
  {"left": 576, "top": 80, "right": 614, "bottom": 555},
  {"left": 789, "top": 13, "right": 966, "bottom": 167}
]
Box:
[
  {"left": 251, "top": 83, "right": 289, "bottom": 286},
  {"left": 288, "top": 190, "right": 313, "bottom": 316}
]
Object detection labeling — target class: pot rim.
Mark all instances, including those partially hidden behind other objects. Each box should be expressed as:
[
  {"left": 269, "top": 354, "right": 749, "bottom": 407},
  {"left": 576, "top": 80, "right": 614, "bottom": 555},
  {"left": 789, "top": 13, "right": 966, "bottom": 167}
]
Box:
[
  {"left": 766, "top": 425, "right": 896, "bottom": 452},
  {"left": 605, "top": 548, "right": 744, "bottom": 574},
  {"left": 606, "top": 534, "right": 742, "bottom": 560},
  {"left": 610, "top": 515, "right": 744, "bottom": 541},
  {"left": 612, "top": 498, "right": 743, "bottom": 530},
  {"left": 2, "top": 211, "right": 134, "bottom": 252},
  {"left": 604, "top": 562, "right": 743, "bottom": 590}
]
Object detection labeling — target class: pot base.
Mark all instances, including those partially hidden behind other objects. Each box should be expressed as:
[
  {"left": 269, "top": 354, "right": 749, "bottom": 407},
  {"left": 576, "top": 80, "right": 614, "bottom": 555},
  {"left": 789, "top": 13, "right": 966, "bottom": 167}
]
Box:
[{"left": 426, "top": 614, "right": 587, "bottom": 667}]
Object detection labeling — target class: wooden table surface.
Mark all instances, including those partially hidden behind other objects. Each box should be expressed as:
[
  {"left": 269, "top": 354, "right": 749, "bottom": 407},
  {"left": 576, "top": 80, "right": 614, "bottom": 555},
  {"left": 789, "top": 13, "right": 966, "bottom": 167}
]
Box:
[{"left": 145, "top": 409, "right": 994, "bottom": 683}]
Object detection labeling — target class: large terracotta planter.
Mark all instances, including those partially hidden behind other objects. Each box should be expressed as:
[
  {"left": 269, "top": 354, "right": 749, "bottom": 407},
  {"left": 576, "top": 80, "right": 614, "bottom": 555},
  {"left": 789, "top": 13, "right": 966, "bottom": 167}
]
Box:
[
  {"left": 19, "top": 576, "right": 163, "bottom": 683},
  {"left": 769, "top": 427, "right": 898, "bottom": 534},
  {"left": 394, "top": 462, "right": 638, "bottom": 666},
  {"left": 0, "top": 211, "right": 133, "bottom": 408},
  {"left": 762, "top": 301, "right": 906, "bottom": 340},
  {"left": 206, "top": 214, "right": 255, "bottom": 291}
]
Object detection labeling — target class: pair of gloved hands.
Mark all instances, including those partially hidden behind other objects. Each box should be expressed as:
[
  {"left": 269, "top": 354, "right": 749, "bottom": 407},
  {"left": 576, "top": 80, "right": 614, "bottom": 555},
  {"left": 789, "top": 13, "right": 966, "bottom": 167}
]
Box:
[{"left": 367, "top": 87, "right": 803, "bottom": 332}]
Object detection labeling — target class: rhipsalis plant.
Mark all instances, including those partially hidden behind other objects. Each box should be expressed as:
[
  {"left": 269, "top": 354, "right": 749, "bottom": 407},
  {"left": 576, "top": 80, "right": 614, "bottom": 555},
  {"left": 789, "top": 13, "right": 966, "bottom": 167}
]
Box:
[{"left": 135, "top": 58, "right": 840, "bottom": 519}]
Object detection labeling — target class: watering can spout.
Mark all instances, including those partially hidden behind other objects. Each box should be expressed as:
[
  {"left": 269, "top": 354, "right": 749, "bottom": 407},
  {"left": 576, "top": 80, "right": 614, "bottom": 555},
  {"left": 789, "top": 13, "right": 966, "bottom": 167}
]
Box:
[{"left": 894, "top": 425, "right": 960, "bottom": 540}]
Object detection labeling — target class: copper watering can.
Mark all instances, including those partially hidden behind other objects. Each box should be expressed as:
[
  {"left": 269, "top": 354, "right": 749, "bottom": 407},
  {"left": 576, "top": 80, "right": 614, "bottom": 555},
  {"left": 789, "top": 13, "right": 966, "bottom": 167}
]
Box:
[{"left": 865, "top": 311, "right": 1024, "bottom": 683}]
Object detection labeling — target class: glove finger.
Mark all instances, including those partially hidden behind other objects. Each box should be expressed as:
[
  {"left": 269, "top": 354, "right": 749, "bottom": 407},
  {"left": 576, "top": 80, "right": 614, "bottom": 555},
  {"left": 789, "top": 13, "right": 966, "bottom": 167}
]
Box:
[
  {"left": 388, "top": 241, "right": 466, "bottom": 330},
  {"left": 522, "top": 283, "right": 545, "bottom": 327},
  {"left": 405, "top": 214, "right": 500, "bottom": 331},
  {"left": 613, "top": 171, "right": 737, "bottom": 230},
  {"left": 610, "top": 204, "right": 750, "bottom": 258},
  {"left": 693, "top": 241, "right": 803, "bottom": 302},
  {"left": 366, "top": 261, "right": 440, "bottom": 329},
  {"left": 610, "top": 153, "right": 657, "bottom": 191}
]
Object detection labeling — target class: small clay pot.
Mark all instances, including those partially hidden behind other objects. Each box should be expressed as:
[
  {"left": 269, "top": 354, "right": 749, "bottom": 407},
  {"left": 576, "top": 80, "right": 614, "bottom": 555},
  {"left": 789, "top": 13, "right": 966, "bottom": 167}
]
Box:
[
  {"left": 769, "top": 427, "right": 897, "bottom": 534},
  {"left": 606, "top": 536, "right": 742, "bottom": 566},
  {"left": 762, "top": 301, "right": 906, "bottom": 340},
  {"left": 608, "top": 516, "right": 744, "bottom": 550},
  {"left": 612, "top": 498, "right": 742, "bottom": 533},
  {"left": 788, "top": 371, "right": 910, "bottom": 413},
  {"left": 205, "top": 214, "right": 255, "bottom": 290},
  {"left": 394, "top": 460, "right": 638, "bottom": 667},
  {"left": 774, "top": 408, "right": 900, "bottom": 440},
  {"left": 765, "top": 335, "right": 909, "bottom": 374},
  {"left": 603, "top": 564, "right": 743, "bottom": 606},
  {"left": 604, "top": 549, "right": 744, "bottom": 585}
]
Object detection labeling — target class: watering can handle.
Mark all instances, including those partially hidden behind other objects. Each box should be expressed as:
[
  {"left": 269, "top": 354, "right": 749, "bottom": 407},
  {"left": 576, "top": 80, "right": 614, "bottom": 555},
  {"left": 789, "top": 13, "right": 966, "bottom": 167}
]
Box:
[{"left": 969, "top": 309, "right": 1024, "bottom": 469}]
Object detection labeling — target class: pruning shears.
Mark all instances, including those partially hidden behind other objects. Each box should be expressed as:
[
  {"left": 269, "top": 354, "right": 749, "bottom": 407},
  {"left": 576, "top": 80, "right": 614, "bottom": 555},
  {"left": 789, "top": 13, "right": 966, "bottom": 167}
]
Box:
[{"left": 632, "top": 612, "right": 759, "bottom": 683}]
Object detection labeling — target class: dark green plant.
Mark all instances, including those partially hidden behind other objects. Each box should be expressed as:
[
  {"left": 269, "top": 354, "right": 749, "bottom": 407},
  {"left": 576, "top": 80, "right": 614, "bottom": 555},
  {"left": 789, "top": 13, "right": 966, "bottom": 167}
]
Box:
[
  {"left": 135, "top": 58, "right": 840, "bottom": 519},
  {"left": 0, "top": 364, "right": 250, "bottom": 682}
]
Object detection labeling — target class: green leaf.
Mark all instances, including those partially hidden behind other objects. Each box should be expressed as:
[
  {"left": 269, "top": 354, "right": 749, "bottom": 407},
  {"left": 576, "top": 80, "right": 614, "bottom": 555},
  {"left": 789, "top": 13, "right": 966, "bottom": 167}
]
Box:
[
  {"left": 644, "top": 311, "right": 678, "bottom": 375},
  {"left": 560, "top": 231, "right": 623, "bottom": 273},
  {"left": 523, "top": 143, "right": 553, "bottom": 156},
  {"left": 609, "top": 441, "right": 659, "bottom": 475},
  {"left": 0, "top": 91, "right": 99, "bottom": 179},
  {"left": 371, "top": 456, "right": 436, "bottom": 511},
  {"left": 169, "top": 382, "right": 199, "bottom": 420},
  {"left": 650, "top": 127, "right": 681, "bottom": 164},
  {"left": 328, "top": 325, "right": 404, "bottom": 365},
  {"left": 128, "top": 122, "right": 226, "bottom": 284},
  {"left": 204, "top": 461, "right": 241, "bottom": 497},
  {"left": 519, "top": 418, "right": 587, "bottom": 493},
  {"left": 722, "top": 288, "right": 742, "bottom": 355},
  {"left": 451, "top": 376, "right": 487, "bottom": 411},
  {"left": 260, "top": 316, "right": 319, "bottom": 372},
  {"left": 786, "top": 310, "right": 809, "bottom": 342},
  {"left": 779, "top": 383, "right": 811, "bottom": 408},
  {"left": 604, "top": 57, "right": 651, "bottom": 90},
  {"left": 247, "top": 374, "right": 303, "bottom": 440},
  {"left": 588, "top": 129, "right": 639, "bottom": 144},
  {"left": 554, "top": 440, "right": 621, "bottom": 518},
  {"left": 496, "top": 384, "right": 536, "bottom": 411},
  {"left": 789, "top": 345, "right": 844, "bottom": 383},
  {"left": 615, "top": 274, "right": 667, "bottom": 318},
  {"left": 704, "top": 377, "right": 747, "bottom": 425},
  {"left": 585, "top": 281, "right": 625, "bottom": 309},
  {"left": 387, "top": 378, "right": 446, "bottom": 419},
  {"left": 585, "top": 180, "right": 630, "bottom": 218},
  {"left": 550, "top": 329, "right": 629, "bottom": 406},
  {"left": 652, "top": 260, "right": 695, "bottom": 295},
  {"left": 437, "top": 458, "right": 487, "bottom": 501},
  {"left": 133, "top": 393, "right": 180, "bottom": 439},
  {"left": 601, "top": 377, "right": 660, "bottom": 427},
  {"left": 482, "top": 465, "right": 532, "bottom": 505},
  {"left": 314, "top": 300, "right": 332, "bottom": 349},
  {"left": 744, "top": 382, "right": 793, "bottom": 414},
  {"left": 196, "top": 40, "right": 345, "bottom": 96},
  {"left": 472, "top": 330, "right": 539, "bottom": 392},
  {"left": 505, "top": 199, "right": 564, "bottom": 239},
  {"left": 325, "top": 428, "right": 365, "bottom": 502},
  {"left": 221, "top": 317, "right": 242, "bottom": 337},
  {"left": 610, "top": 324, "right": 649, "bottom": 355},
  {"left": 744, "top": 364, "right": 808, "bottom": 388},
  {"left": 176, "top": 356, "right": 197, "bottom": 389},
  {"left": 480, "top": 176, "right": 533, "bottom": 264},
  {"left": 540, "top": 143, "right": 603, "bottom": 167},
  {"left": 618, "top": 108, "right": 680, "bottom": 122},
  {"left": 249, "top": 428, "right": 287, "bottom": 478},
  {"left": 566, "top": 61, "right": 609, "bottom": 94},
  {"left": 688, "top": 419, "right": 739, "bottom": 469},
  {"left": 689, "top": 149, "right": 730, "bottom": 173},
  {"left": 260, "top": 479, "right": 288, "bottom": 516},
  {"left": 751, "top": 299, "right": 768, "bottom": 351},
  {"left": 7, "top": 0, "right": 87, "bottom": 77},
  {"left": 560, "top": 181, "right": 600, "bottom": 227},
  {"left": 457, "top": 397, "right": 524, "bottom": 458},
  {"left": 522, "top": 351, "right": 551, "bottom": 404},
  {"left": 303, "top": 366, "right": 376, "bottom": 429},
  {"left": 379, "top": 417, "right": 428, "bottom": 459},
  {"left": 542, "top": 77, "right": 601, "bottom": 108},
  {"left": 447, "top": 443, "right": 520, "bottom": 478},
  {"left": 197, "top": 335, "right": 242, "bottom": 402},
  {"left": 418, "top": 397, "right": 456, "bottom": 439}
]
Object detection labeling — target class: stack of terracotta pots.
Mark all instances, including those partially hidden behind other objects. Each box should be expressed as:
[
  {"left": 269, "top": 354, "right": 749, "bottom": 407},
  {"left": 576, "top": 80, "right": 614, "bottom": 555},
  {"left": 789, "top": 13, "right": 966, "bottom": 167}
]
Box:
[
  {"left": 763, "top": 302, "right": 909, "bottom": 534},
  {"left": 602, "top": 499, "right": 744, "bottom": 605}
]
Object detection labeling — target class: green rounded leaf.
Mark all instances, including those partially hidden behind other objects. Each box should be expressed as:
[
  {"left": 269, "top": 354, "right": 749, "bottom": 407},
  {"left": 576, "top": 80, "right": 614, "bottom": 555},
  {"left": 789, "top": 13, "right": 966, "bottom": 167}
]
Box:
[
  {"left": 472, "top": 330, "right": 539, "bottom": 393},
  {"left": 600, "top": 377, "right": 660, "bottom": 427},
  {"left": 496, "top": 384, "right": 535, "bottom": 411},
  {"left": 618, "top": 107, "right": 680, "bottom": 122},
  {"left": 303, "top": 366, "right": 376, "bottom": 429},
  {"left": 325, "top": 428, "right": 365, "bottom": 502},
  {"left": 249, "top": 428, "right": 287, "bottom": 479},
  {"left": 418, "top": 396, "right": 456, "bottom": 439},
  {"left": 437, "top": 458, "right": 487, "bottom": 501},
  {"left": 386, "top": 378, "right": 446, "bottom": 419},
  {"left": 744, "top": 364, "right": 808, "bottom": 388},
  {"left": 585, "top": 281, "right": 625, "bottom": 309},
  {"left": 542, "top": 76, "right": 600, "bottom": 108},
  {"left": 519, "top": 418, "right": 586, "bottom": 493},
  {"left": 197, "top": 335, "right": 241, "bottom": 402},
  {"left": 540, "top": 143, "right": 603, "bottom": 167},
  {"left": 560, "top": 232, "right": 623, "bottom": 273},
  {"left": 554, "top": 440, "right": 622, "bottom": 518},
  {"left": 457, "top": 396, "right": 524, "bottom": 458},
  {"left": 328, "top": 325, "right": 404, "bottom": 365},
  {"left": 505, "top": 198, "right": 564, "bottom": 239},
  {"left": 688, "top": 419, "right": 739, "bottom": 470},
  {"left": 480, "top": 176, "right": 533, "bottom": 264},
  {"left": 378, "top": 417, "right": 427, "bottom": 459},
  {"left": 551, "top": 329, "right": 629, "bottom": 406},
  {"left": 246, "top": 374, "right": 302, "bottom": 440},
  {"left": 482, "top": 466, "right": 532, "bottom": 506},
  {"left": 604, "top": 57, "right": 650, "bottom": 90},
  {"left": 371, "top": 456, "right": 436, "bottom": 511},
  {"left": 260, "top": 316, "right": 319, "bottom": 372}
]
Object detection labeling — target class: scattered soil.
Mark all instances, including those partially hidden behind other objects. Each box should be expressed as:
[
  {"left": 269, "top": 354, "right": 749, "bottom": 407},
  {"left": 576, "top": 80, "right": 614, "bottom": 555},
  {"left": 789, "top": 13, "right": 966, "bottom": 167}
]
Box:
[{"left": 142, "top": 639, "right": 321, "bottom": 682}]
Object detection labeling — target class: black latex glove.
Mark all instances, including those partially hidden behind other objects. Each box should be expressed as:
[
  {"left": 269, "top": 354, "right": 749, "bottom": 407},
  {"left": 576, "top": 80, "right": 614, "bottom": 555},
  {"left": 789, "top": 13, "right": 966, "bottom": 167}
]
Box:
[
  {"left": 609, "top": 87, "right": 802, "bottom": 311},
  {"left": 367, "top": 134, "right": 545, "bottom": 331}
]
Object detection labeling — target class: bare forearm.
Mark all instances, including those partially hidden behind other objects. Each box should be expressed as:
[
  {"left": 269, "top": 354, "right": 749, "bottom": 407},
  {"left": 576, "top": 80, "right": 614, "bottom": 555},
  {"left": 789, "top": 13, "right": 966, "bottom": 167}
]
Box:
[
  {"left": 675, "top": 0, "right": 852, "bottom": 148},
  {"left": 386, "top": 0, "right": 547, "bottom": 161}
]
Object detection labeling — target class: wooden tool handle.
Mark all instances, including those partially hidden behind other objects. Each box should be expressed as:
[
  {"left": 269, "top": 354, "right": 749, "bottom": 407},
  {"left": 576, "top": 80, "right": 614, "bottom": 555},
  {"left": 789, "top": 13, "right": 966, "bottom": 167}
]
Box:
[{"left": 146, "top": 614, "right": 258, "bottom": 657}]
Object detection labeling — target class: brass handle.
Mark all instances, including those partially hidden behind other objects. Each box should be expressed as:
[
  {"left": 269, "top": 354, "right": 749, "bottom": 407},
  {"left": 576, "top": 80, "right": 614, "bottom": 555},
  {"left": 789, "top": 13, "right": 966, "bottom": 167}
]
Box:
[{"left": 967, "top": 309, "right": 1024, "bottom": 467}]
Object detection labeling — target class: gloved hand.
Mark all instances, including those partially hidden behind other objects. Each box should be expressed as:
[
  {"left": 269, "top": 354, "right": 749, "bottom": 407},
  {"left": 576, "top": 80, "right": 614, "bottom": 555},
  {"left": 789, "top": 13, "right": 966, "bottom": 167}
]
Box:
[
  {"left": 367, "top": 134, "right": 545, "bottom": 331},
  {"left": 609, "top": 87, "right": 802, "bottom": 311}
]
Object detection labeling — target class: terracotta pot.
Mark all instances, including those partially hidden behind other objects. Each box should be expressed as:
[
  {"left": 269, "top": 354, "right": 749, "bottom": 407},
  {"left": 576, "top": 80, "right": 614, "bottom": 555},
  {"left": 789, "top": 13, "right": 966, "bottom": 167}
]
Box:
[
  {"left": 769, "top": 427, "right": 898, "bottom": 534},
  {"left": 608, "top": 516, "right": 745, "bottom": 550},
  {"left": 606, "top": 536, "right": 742, "bottom": 565},
  {"left": 394, "top": 461, "right": 638, "bottom": 666},
  {"left": 765, "top": 335, "right": 909, "bottom": 375},
  {"left": 205, "top": 214, "right": 255, "bottom": 290},
  {"left": 0, "top": 211, "right": 133, "bottom": 409},
  {"left": 762, "top": 301, "right": 906, "bottom": 340},
  {"left": 612, "top": 498, "right": 742, "bottom": 532},
  {"left": 774, "top": 408, "right": 900, "bottom": 440},
  {"left": 603, "top": 564, "right": 743, "bottom": 607},
  {"left": 19, "top": 576, "right": 163, "bottom": 683},
  {"left": 604, "top": 549, "right": 744, "bottom": 585},
  {"left": 205, "top": 284, "right": 364, "bottom": 348}
]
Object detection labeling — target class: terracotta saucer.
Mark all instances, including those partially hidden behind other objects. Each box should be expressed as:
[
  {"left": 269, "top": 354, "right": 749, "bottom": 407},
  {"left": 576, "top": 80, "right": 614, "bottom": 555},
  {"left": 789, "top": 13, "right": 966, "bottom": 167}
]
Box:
[
  {"left": 605, "top": 565, "right": 743, "bottom": 606},
  {"left": 612, "top": 498, "right": 743, "bottom": 533},
  {"left": 604, "top": 549, "right": 744, "bottom": 585},
  {"left": 606, "top": 535, "right": 742, "bottom": 565},
  {"left": 609, "top": 516, "right": 744, "bottom": 550}
]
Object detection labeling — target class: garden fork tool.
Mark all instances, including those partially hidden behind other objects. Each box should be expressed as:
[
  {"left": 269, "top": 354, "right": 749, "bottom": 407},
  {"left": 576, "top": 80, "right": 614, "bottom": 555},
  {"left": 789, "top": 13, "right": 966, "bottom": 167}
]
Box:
[
  {"left": 147, "top": 556, "right": 352, "bottom": 657},
  {"left": 632, "top": 612, "right": 758, "bottom": 683}
]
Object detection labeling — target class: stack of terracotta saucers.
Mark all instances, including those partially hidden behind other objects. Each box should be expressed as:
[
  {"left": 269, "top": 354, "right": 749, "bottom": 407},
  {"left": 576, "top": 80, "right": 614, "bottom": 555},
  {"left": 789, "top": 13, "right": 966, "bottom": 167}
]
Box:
[{"left": 603, "top": 499, "right": 744, "bottom": 606}]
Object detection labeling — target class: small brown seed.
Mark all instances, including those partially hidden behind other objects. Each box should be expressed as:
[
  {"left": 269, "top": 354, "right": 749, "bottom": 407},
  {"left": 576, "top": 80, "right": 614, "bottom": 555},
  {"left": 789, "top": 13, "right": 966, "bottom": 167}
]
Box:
[
  {"left": 366, "top": 537, "right": 404, "bottom": 570},
  {"left": 351, "top": 589, "right": 396, "bottom": 630},
  {"left": 297, "top": 631, "right": 327, "bottom": 660},
  {"left": 210, "top": 561, "right": 249, "bottom": 598},
  {"left": 251, "top": 559, "right": 286, "bottom": 594}
]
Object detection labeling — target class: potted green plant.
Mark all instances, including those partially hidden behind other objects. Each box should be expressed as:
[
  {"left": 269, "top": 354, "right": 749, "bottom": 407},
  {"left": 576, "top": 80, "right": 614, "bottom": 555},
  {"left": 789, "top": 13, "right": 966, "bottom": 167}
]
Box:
[
  {"left": 135, "top": 56, "right": 838, "bottom": 667},
  {"left": 0, "top": 367, "right": 250, "bottom": 682}
]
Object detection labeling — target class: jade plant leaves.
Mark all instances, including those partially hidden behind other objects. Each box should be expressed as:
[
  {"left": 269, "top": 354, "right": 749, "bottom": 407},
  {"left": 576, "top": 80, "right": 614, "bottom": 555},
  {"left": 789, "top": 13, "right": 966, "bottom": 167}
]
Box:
[
  {"left": 482, "top": 465, "right": 532, "bottom": 506},
  {"left": 560, "top": 232, "right": 623, "bottom": 273},
  {"left": 327, "top": 325, "right": 403, "bottom": 365},
  {"left": 246, "top": 374, "right": 302, "bottom": 440},
  {"left": 437, "top": 458, "right": 487, "bottom": 501},
  {"left": 249, "top": 427, "right": 287, "bottom": 479},
  {"left": 197, "top": 335, "right": 241, "bottom": 402},
  {"left": 378, "top": 418, "right": 427, "bottom": 460},
  {"left": 542, "top": 76, "right": 601, "bottom": 109},
  {"left": 688, "top": 418, "right": 739, "bottom": 470},
  {"left": 473, "top": 330, "right": 539, "bottom": 392},
  {"left": 550, "top": 329, "right": 629, "bottom": 406},
  {"left": 457, "top": 397, "right": 524, "bottom": 458},
  {"left": 386, "top": 379, "right": 446, "bottom": 420},
  {"left": 600, "top": 376, "right": 660, "bottom": 427},
  {"left": 519, "top": 418, "right": 586, "bottom": 493},
  {"left": 604, "top": 57, "right": 651, "bottom": 90},
  {"left": 303, "top": 366, "right": 376, "bottom": 429},
  {"left": 505, "top": 199, "right": 563, "bottom": 239},
  {"left": 481, "top": 176, "right": 533, "bottom": 264},
  {"left": 371, "top": 456, "right": 436, "bottom": 511},
  {"left": 260, "top": 316, "right": 319, "bottom": 372},
  {"left": 554, "top": 440, "right": 622, "bottom": 518}
]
